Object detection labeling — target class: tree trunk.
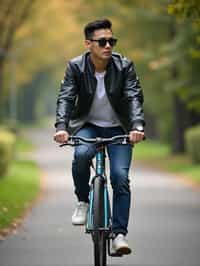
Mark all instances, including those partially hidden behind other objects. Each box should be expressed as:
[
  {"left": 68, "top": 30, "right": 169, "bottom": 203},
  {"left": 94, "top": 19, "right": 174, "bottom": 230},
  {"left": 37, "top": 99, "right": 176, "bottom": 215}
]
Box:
[
  {"left": 169, "top": 19, "right": 186, "bottom": 153},
  {"left": 188, "top": 110, "right": 200, "bottom": 126},
  {"left": 172, "top": 93, "right": 189, "bottom": 153},
  {"left": 170, "top": 18, "right": 200, "bottom": 153}
]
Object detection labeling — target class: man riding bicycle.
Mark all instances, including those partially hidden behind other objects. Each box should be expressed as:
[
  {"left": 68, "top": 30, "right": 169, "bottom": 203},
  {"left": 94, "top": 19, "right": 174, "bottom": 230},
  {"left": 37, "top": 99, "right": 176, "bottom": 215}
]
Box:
[{"left": 54, "top": 18, "right": 145, "bottom": 255}]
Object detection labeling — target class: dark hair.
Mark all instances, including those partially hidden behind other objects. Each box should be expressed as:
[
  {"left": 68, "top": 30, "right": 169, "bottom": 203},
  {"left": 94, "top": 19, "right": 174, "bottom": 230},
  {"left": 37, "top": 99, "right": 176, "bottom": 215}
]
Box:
[{"left": 84, "top": 19, "right": 112, "bottom": 40}]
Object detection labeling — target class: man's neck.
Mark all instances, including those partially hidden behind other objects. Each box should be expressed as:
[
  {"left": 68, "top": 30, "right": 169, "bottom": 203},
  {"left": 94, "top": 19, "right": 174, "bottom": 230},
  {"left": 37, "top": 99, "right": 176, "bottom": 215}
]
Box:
[{"left": 90, "top": 54, "right": 109, "bottom": 72}]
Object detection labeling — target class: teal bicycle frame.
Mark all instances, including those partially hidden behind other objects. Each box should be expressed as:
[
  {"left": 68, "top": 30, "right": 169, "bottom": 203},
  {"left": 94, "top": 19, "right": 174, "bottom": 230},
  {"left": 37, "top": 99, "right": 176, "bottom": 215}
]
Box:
[{"left": 86, "top": 144, "right": 111, "bottom": 233}]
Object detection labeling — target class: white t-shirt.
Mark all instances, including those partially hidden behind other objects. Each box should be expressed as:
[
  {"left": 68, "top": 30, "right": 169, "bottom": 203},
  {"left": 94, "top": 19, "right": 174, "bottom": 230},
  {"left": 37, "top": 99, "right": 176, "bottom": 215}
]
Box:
[{"left": 87, "top": 71, "right": 121, "bottom": 127}]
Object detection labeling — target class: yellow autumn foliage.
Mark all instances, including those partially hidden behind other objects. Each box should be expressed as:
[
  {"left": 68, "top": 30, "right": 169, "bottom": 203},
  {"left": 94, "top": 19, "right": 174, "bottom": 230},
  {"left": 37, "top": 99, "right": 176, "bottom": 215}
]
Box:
[{"left": 4, "top": 1, "right": 85, "bottom": 90}]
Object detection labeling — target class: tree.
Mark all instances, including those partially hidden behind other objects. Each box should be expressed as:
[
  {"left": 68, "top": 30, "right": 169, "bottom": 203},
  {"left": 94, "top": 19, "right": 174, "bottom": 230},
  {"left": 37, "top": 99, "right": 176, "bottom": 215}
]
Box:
[
  {"left": 0, "top": 0, "right": 36, "bottom": 99},
  {"left": 165, "top": 0, "right": 200, "bottom": 152},
  {"left": 1, "top": 1, "right": 84, "bottom": 123},
  {"left": 168, "top": 0, "right": 200, "bottom": 111}
]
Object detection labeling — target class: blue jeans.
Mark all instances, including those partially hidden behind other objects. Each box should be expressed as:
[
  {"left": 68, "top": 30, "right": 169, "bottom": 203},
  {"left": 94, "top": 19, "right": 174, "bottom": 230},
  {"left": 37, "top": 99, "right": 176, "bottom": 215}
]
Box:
[{"left": 72, "top": 123, "right": 132, "bottom": 235}]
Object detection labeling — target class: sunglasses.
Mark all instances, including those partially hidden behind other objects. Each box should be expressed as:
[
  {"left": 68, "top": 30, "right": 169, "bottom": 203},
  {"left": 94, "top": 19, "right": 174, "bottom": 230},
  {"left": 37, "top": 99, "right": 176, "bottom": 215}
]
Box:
[{"left": 89, "top": 37, "right": 117, "bottom": 47}]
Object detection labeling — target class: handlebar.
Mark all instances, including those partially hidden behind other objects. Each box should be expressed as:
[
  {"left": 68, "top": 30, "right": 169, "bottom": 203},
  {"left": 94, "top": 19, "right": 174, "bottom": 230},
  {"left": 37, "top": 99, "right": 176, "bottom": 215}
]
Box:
[{"left": 59, "top": 135, "right": 130, "bottom": 147}]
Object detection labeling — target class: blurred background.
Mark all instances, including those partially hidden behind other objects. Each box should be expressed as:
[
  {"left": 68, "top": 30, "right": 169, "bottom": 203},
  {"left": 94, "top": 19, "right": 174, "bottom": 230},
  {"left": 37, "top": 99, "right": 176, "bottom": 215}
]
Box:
[{"left": 0, "top": 1, "right": 200, "bottom": 188}]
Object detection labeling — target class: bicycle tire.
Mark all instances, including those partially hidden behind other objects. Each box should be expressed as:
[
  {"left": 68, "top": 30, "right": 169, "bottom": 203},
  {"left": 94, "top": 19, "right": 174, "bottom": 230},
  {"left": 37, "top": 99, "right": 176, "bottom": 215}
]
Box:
[{"left": 92, "top": 176, "right": 107, "bottom": 266}]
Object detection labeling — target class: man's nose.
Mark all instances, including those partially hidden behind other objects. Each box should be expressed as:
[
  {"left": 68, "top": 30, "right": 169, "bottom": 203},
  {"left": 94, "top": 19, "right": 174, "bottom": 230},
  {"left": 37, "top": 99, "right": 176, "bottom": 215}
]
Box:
[{"left": 105, "top": 41, "right": 111, "bottom": 48}]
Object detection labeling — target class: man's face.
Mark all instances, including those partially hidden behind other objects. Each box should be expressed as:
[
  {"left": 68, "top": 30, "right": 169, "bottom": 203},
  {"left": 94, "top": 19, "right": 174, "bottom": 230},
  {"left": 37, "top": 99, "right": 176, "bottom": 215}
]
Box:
[{"left": 85, "top": 28, "right": 116, "bottom": 61}]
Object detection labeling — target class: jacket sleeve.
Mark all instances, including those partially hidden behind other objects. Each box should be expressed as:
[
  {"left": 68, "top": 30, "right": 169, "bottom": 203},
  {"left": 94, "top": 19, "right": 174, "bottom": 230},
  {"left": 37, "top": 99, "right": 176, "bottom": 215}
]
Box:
[
  {"left": 123, "top": 61, "right": 145, "bottom": 130},
  {"left": 55, "top": 62, "right": 78, "bottom": 131}
]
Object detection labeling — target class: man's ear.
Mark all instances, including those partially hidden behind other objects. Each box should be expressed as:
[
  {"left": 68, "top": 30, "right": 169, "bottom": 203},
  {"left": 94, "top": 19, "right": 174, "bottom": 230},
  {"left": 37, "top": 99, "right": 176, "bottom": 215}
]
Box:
[{"left": 85, "top": 39, "right": 91, "bottom": 50}]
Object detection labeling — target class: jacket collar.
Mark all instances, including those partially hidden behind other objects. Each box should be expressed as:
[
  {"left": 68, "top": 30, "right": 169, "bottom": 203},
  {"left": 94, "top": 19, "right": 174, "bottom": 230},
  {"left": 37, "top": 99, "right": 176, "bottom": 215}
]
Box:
[
  {"left": 85, "top": 52, "right": 114, "bottom": 94},
  {"left": 86, "top": 52, "right": 112, "bottom": 75}
]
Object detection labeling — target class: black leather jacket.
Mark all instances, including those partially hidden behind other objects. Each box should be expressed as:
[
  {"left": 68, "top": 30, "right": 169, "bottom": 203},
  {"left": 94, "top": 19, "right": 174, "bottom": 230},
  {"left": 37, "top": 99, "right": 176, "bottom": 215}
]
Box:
[{"left": 55, "top": 52, "right": 145, "bottom": 134}]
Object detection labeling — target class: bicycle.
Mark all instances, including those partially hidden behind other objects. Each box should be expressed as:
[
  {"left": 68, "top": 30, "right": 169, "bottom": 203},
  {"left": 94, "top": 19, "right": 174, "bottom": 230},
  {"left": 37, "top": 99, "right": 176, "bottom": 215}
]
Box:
[{"left": 60, "top": 134, "right": 131, "bottom": 266}]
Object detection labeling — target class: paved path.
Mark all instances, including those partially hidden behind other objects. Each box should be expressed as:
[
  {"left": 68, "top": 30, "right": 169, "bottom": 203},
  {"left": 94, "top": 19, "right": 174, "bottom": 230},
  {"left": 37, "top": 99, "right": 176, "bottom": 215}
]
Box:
[{"left": 0, "top": 128, "right": 200, "bottom": 266}]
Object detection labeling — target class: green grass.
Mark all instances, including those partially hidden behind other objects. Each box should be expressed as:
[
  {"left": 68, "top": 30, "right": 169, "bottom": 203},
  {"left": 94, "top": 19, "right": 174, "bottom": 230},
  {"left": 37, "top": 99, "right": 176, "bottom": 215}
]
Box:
[
  {"left": 15, "top": 136, "right": 34, "bottom": 152},
  {"left": 134, "top": 140, "right": 200, "bottom": 183},
  {"left": 134, "top": 140, "right": 170, "bottom": 160},
  {"left": 0, "top": 136, "right": 39, "bottom": 231}
]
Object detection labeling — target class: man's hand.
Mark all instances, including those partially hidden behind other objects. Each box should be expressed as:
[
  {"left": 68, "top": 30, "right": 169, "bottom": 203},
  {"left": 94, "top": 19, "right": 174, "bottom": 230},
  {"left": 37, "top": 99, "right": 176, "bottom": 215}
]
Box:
[
  {"left": 129, "top": 130, "right": 145, "bottom": 144},
  {"left": 53, "top": 130, "right": 69, "bottom": 144}
]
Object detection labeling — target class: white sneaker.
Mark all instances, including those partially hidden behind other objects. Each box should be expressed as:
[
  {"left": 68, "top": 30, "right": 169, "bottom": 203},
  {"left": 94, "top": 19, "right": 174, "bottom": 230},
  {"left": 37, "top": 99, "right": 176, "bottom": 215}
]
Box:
[
  {"left": 72, "top": 201, "right": 89, "bottom": 225},
  {"left": 112, "top": 234, "right": 132, "bottom": 255}
]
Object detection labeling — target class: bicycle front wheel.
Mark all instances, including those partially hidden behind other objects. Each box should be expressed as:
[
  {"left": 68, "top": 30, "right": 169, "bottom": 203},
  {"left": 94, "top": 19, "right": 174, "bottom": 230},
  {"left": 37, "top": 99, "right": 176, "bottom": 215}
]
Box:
[
  {"left": 92, "top": 177, "right": 107, "bottom": 266},
  {"left": 93, "top": 231, "right": 106, "bottom": 266}
]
